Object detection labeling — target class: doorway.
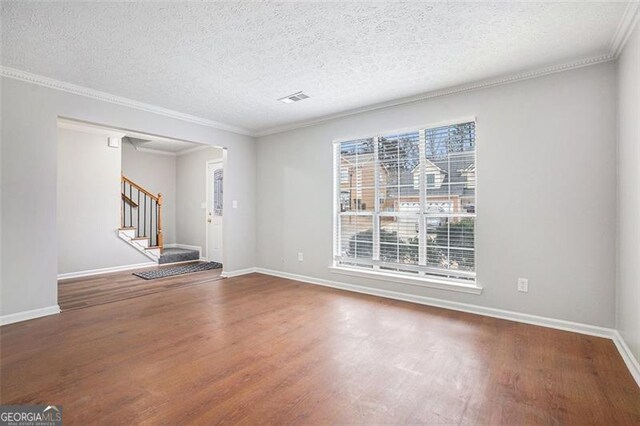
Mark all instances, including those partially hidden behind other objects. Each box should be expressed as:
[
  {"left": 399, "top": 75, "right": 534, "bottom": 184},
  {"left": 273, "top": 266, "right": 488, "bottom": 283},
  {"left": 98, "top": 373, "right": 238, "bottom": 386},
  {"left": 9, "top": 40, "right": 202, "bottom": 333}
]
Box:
[
  {"left": 206, "top": 160, "right": 224, "bottom": 263},
  {"left": 56, "top": 118, "right": 227, "bottom": 311}
]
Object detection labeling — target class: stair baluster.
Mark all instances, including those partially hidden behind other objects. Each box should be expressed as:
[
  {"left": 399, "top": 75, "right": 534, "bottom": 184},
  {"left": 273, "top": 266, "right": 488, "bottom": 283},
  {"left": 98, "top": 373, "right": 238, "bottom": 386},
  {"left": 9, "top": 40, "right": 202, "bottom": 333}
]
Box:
[{"left": 120, "top": 175, "right": 163, "bottom": 254}]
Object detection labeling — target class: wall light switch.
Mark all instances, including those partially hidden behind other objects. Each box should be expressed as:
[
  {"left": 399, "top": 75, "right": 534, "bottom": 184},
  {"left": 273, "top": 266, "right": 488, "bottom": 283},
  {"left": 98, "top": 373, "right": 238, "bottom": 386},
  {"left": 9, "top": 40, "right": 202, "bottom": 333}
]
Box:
[
  {"left": 232, "top": 200, "right": 238, "bottom": 209},
  {"left": 517, "top": 278, "right": 529, "bottom": 293},
  {"left": 298, "top": 252, "right": 304, "bottom": 262}
]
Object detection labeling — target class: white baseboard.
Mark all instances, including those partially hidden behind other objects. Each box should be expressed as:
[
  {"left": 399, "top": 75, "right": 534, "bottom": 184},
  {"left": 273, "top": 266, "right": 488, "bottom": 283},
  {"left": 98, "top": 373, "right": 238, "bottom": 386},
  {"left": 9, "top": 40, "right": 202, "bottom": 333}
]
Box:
[
  {"left": 0, "top": 305, "right": 60, "bottom": 326},
  {"left": 255, "top": 267, "right": 640, "bottom": 388},
  {"left": 612, "top": 330, "right": 640, "bottom": 387},
  {"left": 58, "top": 262, "right": 157, "bottom": 280},
  {"left": 10, "top": 265, "right": 639, "bottom": 387},
  {"left": 221, "top": 267, "right": 257, "bottom": 278},
  {"left": 255, "top": 268, "right": 614, "bottom": 338}
]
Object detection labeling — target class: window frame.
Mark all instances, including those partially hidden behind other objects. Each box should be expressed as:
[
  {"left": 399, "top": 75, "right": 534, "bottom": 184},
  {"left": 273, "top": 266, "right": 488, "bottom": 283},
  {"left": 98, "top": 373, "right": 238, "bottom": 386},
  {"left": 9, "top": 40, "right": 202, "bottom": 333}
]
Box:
[{"left": 331, "top": 117, "right": 482, "bottom": 294}]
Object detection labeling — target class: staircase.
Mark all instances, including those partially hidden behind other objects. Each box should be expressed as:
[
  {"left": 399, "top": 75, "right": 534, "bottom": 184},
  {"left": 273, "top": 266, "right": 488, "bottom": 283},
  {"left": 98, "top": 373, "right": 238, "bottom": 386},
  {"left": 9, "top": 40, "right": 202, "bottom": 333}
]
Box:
[{"left": 118, "top": 175, "right": 164, "bottom": 262}]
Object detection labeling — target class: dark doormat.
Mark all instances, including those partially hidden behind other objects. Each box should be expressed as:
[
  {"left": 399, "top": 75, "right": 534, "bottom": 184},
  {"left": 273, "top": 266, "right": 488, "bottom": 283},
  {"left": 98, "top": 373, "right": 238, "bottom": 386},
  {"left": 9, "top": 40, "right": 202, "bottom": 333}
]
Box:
[{"left": 133, "top": 262, "right": 223, "bottom": 280}]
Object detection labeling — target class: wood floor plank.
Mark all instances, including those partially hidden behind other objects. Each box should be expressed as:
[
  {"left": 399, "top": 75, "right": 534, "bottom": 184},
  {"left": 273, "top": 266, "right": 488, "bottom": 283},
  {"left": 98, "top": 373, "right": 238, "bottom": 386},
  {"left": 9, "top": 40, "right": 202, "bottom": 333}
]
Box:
[
  {"left": 1, "top": 272, "right": 639, "bottom": 424},
  {"left": 57, "top": 262, "right": 223, "bottom": 311}
]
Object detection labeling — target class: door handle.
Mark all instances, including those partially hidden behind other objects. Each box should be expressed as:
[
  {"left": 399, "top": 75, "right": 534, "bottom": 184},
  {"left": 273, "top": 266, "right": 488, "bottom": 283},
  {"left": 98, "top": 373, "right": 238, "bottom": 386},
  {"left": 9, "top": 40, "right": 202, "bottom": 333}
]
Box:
[{"left": 207, "top": 219, "right": 212, "bottom": 223}]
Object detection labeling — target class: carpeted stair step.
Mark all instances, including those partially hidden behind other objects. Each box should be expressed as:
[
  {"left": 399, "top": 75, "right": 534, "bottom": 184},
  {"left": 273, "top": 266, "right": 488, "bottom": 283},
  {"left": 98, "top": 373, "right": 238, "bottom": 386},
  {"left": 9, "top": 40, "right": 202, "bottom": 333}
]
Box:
[{"left": 159, "top": 247, "right": 200, "bottom": 264}]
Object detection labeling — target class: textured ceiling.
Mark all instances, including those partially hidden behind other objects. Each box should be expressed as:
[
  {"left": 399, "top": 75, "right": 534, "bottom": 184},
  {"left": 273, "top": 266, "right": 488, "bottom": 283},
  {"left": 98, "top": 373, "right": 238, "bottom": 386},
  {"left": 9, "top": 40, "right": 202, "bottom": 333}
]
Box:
[{"left": 1, "top": 1, "right": 627, "bottom": 133}]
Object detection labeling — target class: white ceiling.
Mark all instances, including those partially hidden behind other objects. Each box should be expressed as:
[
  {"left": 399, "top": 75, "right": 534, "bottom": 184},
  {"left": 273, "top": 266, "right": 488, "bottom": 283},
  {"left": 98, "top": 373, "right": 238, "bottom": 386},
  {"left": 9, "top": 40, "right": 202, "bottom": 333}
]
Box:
[
  {"left": 126, "top": 137, "right": 202, "bottom": 154},
  {"left": 1, "top": 2, "right": 630, "bottom": 134}
]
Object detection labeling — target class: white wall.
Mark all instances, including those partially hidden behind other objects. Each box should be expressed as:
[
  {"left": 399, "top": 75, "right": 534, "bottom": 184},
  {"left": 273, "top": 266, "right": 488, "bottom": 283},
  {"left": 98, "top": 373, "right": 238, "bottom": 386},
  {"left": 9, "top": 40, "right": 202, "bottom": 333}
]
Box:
[
  {"left": 256, "top": 62, "right": 617, "bottom": 328},
  {"left": 176, "top": 147, "right": 223, "bottom": 256},
  {"left": 59, "top": 138, "right": 223, "bottom": 274},
  {"left": 0, "top": 77, "right": 256, "bottom": 317},
  {"left": 121, "top": 142, "right": 177, "bottom": 245},
  {"left": 616, "top": 23, "right": 640, "bottom": 364},
  {"left": 58, "top": 128, "right": 149, "bottom": 274}
]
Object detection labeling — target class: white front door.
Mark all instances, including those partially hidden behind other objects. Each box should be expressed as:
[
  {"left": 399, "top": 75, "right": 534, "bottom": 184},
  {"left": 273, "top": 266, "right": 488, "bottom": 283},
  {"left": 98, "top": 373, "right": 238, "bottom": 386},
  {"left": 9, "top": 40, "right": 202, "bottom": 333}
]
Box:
[{"left": 207, "top": 162, "right": 223, "bottom": 263}]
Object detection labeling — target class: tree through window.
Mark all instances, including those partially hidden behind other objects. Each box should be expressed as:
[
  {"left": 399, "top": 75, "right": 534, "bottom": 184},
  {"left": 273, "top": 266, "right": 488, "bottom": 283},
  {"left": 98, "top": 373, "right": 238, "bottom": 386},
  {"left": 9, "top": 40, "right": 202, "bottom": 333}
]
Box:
[{"left": 334, "top": 121, "right": 476, "bottom": 282}]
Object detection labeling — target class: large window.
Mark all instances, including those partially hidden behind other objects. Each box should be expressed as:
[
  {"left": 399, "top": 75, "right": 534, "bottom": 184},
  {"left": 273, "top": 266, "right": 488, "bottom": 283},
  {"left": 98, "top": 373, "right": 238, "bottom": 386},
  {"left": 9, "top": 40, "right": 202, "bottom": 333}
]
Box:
[{"left": 333, "top": 121, "right": 476, "bottom": 283}]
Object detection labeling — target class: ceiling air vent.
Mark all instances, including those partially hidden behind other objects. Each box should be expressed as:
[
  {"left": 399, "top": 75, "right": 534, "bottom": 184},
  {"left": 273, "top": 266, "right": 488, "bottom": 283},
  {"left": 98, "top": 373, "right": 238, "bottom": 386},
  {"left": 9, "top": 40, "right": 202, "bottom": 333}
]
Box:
[{"left": 278, "top": 91, "right": 310, "bottom": 104}]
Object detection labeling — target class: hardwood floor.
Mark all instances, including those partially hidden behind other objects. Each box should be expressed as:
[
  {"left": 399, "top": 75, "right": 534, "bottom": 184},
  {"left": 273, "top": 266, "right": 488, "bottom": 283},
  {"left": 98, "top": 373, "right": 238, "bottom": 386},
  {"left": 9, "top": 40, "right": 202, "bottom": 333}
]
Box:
[
  {"left": 2, "top": 273, "right": 639, "bottom": 424},
  {"left": 58, "top": 262, "right": 223, "bottom": 311}
]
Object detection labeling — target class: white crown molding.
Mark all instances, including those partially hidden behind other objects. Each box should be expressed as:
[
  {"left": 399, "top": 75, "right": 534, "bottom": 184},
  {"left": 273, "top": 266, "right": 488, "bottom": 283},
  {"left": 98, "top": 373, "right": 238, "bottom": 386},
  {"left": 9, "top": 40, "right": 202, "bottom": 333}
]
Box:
[
  {"left": 3, "top": 2, "right": 635, "bottom": 141},
  {"left": 255, "top": 4, "right": 637, "bottom": 137},
  {"left": 2, "top": 54, "right": 614, "bottom": 141},
  {"left": 255, "top": 53, "right": 615, "bottom": 137},
  {"left": 0, "top": 66, "right": 256, "bottom": 137},
  {"left": 610, "top": 1, "right": 640, "bottom": 58}
]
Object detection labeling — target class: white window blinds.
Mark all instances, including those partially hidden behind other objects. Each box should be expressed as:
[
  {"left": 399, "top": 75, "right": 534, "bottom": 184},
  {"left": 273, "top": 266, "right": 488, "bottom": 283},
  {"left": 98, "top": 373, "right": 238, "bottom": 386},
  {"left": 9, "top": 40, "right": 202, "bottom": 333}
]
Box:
[{"left": 334, "top": 121, "right": 476, "bottom": 282}]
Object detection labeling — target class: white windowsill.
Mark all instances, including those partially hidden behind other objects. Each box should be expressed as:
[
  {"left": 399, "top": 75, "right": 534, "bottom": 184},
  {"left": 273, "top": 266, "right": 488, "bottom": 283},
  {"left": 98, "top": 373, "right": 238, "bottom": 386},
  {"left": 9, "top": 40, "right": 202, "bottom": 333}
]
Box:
[{"left": 328, "top": 265, "right": 483, "bottom": 295}]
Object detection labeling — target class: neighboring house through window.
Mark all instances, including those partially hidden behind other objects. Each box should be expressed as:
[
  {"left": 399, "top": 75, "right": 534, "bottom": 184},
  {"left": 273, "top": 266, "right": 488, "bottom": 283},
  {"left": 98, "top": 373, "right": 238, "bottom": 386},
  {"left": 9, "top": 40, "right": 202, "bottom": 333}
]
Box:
[{"left": 333, "top": 121, "right": 476, "bottom": 284}]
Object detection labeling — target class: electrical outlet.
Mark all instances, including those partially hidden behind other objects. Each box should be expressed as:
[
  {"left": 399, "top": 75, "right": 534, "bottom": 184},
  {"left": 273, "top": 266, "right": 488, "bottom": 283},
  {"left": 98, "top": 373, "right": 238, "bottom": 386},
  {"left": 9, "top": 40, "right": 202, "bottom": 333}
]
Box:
[
  {"left": 297, "top": 252, "right": 304, "bottom": 262},
  {"left": 517, "top": 278, "right": 529, "bottom": 293}
]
